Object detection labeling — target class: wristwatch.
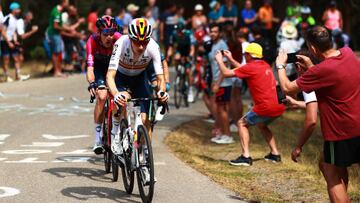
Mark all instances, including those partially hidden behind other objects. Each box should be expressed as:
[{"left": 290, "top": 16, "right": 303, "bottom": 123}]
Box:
[{"left": 276, "top": 64, "right": 286, "bottom": 69}]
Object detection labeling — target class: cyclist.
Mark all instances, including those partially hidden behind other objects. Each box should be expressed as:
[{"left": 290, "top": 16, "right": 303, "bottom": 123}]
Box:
[
  {"left": 166, "top": 22, "right": 196, "bottom": 103},
  {"left": 86, "top": 15, "right": 122, "bottom": 154},
  {"left": 106, "top": 18, "right": 168, "bottom": 155}
]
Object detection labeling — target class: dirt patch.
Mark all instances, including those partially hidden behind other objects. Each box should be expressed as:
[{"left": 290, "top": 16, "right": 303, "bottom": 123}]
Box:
[{"left": 165, "top": 111, "right": 360, "bottom": 202}]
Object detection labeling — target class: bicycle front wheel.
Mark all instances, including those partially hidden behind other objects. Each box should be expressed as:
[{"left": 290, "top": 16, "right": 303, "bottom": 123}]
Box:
[
  {"left": 136, "top": 125, "right": 155, "bottom": 203},
  {"left": 120, "top": 119, "right": 135, "bottom": 194},
  {"left": 174, "top": 72, "right": 183, "bottom": 109},
  {"left": 103, "top": 103, "right": 112, "bottom": 173}
]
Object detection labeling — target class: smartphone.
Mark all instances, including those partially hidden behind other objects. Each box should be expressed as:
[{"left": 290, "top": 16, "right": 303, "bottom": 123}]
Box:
[
  {"left": 287, "top": 53, "right": 298, "bottom": 63},
  {"left": 276, "top": 85, "right": 286, "bottom": 104},
  {"left": 221, "top": 50, "right": 225, "bottom": 56}
]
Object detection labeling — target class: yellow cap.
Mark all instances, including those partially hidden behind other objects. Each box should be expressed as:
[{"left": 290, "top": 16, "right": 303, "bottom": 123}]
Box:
[{"left": 244, "top": 43, "right": 263, "bottom": 59}]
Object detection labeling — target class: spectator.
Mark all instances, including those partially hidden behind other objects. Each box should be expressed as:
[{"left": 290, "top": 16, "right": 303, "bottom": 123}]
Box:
[
  {"left": 241, "top": 0, "right": 257, "bottom": 29},
  {"left": 147, "top": 0, "right": 160, "bottom": 40},
  {"left": 251, "top": 25, "right": 274, "bottom": 65},
  {"left": 1, "top": 2, "right": 27, "bottom": 82},
  {"left": 276, "top": 25, "right": 360, "bottom": 202},
  {"left": 104, "top": 7, "right": 112, "bottom": 16},
  {"left": 122, "top": 4, "right": 139, "bottom": 33},
  {"left": 258, "top": 0, "right": 279, "bottom": 40},
  {"left": 174, "top": 6, "right": 186, "bottom": 25},
  {"left": 143, "top": 7, "right": 159, "bottom": 42},
  {"left": 284, "top": 49, "right": 318, "bottom": 163},
  {"left": 87, "top": 3, "right": 99, "bottom": 34},
  {"left": 147, "top": 0, "right": 160, "bottom": 22},
  {"left": 322, "top": 1, "right": 343, "bottom": 31},
  {"left": 286, "top": 0, "right": 301, "bottom": 19},
  {"left": 322, "top": 1, "right": 349, "bottom": 48},
  {"left": 61, "top": 5, "right": 85, "bottom": 72},
  {"left": 191, "top": 4, "right": 207, "bottom": 31},
  {"left": 296, "top": 6, "right": 316, "bottom": 40},
  {"left": 219, "top": 0, "right": 238, "bottom": 27},
  {"left": 47, "top": 0, "right": 71, "bottom": 77},
  {"left": 160, "top": 3, "right": 177, "bottom": 58},
  {"left": 208, "top": 23, "right": 234, "bottom": 145},
  {"left": 17, "top": 11, "right": 39, "bottom": 75},
  {"left": 115, "top": 8, "right": 126, "bottom": 31},
  {"left": 278, "top": 24, "right": 303, "bottom": 80},
  {"left": 208, "top": 1, "right": 222, "bottom": 24},
  {"left": 215, "top": 43, "right": 285, "bottom": 166},
  {"left": 228, "top": 30, "right": 249, "bottom": 131}
]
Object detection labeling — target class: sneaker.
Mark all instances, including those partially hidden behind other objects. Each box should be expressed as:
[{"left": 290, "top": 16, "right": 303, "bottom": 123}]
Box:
[
  {"left": 93, "top": 142, "right": 104, "bottom": 155},
  {"left": 229, "top": 155, "right": 253, "bottom": 166},
  {"left": 214, "top": 135, "right": 234, "bottom": 144},
  {"left": 210, "top": 134, "right": 222, "bottom": 143},
  {"left": 111, "top": 133, "right": 123, "bottom": 155},
  {"left": 6, "top": 76, "right": 14, "bottom": 82},
  {"left": 187, "top": 88, "right": 194, "bottom": 103},
  {"left": 19, "top": 74, "right": 30, "bottom": 81},
  {"left": 230, "top": 123, "right": 238, "bottom": 133},
  {"left": 264, "top": 153, "right": 282, "bottom": 163}
]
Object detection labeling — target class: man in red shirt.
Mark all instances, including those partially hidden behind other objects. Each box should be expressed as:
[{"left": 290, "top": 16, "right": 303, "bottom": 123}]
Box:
[
  {"left": 276, "top": 26, "right": 360, "bottom": 202},
  {"left": 87, "top": 3, "right": 99, "bottom": 34},
  {"left": 215, "top": 43, "right": 285, "bottom": 166}
]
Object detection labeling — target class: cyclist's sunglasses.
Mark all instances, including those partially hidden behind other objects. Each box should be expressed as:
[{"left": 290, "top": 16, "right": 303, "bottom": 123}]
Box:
[
  {"left": 101, "top": 28, "right": 117, "bottom": 36},
  {"left": 132, "top": 39, "right": 150, "bottom": 46}
]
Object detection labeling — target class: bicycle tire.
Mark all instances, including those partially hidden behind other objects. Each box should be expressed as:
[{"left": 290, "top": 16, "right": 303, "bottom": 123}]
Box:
[
  {"left": 136, "top": 125, "right": 155, "bottom": 203},
  {"left": 112, "top": 153, "right": 119, "bottom": 182},
  {"left": 103, "top": 102, "right": 112, "bottom": 173},
  {"left": 183, "top": 74, "right": 189, "bottom": 107},
  {"left": 174, "top": 72, "right": 183, "bottom": 109},
  {"left": 120, "top": 119, "right": 135, "bottom": 194}
]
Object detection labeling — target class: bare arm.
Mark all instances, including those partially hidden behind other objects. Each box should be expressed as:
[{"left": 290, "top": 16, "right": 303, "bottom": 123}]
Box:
[
  {"left": 162, "top": 60, "right": 170, "bottom": 83},
  {"left": 106, "top": 69, "right": 119, "bottom": 96},
  {"left": 215, "top": 51, "right": 235, "bottom": 78},
  {"left": 297, "top": 102, "right": 318, "bottom": 149},
  {"left": 86, "top": 66, "right": 95, "bottom": 84}
]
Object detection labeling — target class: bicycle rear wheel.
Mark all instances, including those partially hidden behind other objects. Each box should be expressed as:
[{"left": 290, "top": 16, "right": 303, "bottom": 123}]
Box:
[
  {"left": 120, "top": 119, "right": 135, "bottom": 194},
  {"left": 136, "top": 125, "right": 155, "bottom": 203}
]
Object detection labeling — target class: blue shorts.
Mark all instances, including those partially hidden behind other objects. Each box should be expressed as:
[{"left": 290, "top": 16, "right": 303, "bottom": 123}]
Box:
[
  {"left": 49, "top": 34, "right": 63, "bottom": 54},
  {"left": 244, "top": 111, "right": 278, "bottom": 126},
  {"left": 1, "top": 40, "right": 19, "bottom": 57},
  {"left": 115, "top": 71, "right": 151, "bottom": 113}
]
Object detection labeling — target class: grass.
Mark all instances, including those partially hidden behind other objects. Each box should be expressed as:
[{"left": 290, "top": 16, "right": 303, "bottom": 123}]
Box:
[{"left": 165, "top": 109, "right": 360, "bottom": 202}]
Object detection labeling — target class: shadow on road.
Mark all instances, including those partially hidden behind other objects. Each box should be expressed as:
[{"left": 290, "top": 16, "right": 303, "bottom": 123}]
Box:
[
  {"left": 61, "top": 186, "right": 141, "bottom": 202},
  {"left": 42, "top": 167, "right": 112, "bottom": 183}
]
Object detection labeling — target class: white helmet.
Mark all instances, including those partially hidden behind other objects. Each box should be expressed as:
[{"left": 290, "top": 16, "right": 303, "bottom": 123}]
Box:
[{"left": 128, "top": 18, "right": 152, "bottom": 42}]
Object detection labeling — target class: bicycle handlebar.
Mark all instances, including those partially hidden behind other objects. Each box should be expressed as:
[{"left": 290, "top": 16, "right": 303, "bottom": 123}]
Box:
[{"left": 89, "top": 86, "right": 108, "bottom": 103}]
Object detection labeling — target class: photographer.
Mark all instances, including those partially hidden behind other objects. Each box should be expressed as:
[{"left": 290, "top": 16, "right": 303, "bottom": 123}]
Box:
[
  {"left": 276, "top": 26, "right": 360, "bottom": 202},
  {"left": 215, "top": 43, "right": 285, "bottom": 166}
]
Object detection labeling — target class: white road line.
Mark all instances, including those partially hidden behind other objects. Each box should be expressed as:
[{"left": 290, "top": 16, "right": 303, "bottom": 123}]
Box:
[
  {"left": 0, "top": 158, "right": 7, "bottom": 161},
  {"left": 0, "top": 187, "right": 20, "bottom": 198},
  {"left": 21, "top": 142, "right": 64, "bottom": 147},
  {"left": 1, "top": 150, "right": 52, "bottom": 154},
  {"left": 42, "top": 134, "right": 89, "bottom": 140},
  {"left": 56, "top": 150, "right": 93, "bottom": 155},
  {"left": 5, "top": 158, "right": 47, "bottom": 163},
  {"left": 0, "top": 134, "right": 10, "bottom": 141},
  {"left": 154, "top": 162, "right": 166, "bottom": 166},
  {"left": 0, "top": 142, "right": 3, "bottom": 145},
  {"left": 54, "top": 156, "right": 94, "bottom": 163}
]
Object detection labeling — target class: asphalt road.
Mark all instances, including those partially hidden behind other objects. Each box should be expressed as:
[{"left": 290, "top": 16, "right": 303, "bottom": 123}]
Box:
[{"left": 0, "top": 75, "right": 243, "bottom": 203}]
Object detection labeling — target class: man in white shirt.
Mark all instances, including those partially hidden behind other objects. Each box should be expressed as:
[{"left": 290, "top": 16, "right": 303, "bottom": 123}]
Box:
[{"left": 1, "top": 2, "right": 27, "bottom": 81}]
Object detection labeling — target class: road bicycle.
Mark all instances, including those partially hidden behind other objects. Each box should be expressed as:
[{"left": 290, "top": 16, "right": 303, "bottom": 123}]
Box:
[
  {"left": 173, "top": 58, "right": 190, "bottom": 109},
  {"left": 112, "top": 97, "right": 165, "bottom": 203}
]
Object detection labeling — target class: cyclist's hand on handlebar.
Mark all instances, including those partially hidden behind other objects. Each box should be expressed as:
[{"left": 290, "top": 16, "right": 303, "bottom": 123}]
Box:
[
  {"left": 114, "top": 92, "right": 129, "bottom": 106},
  {"left": 157, "top": 90, "right": 169, "bottom": 103},
  {"left": 88, "top": 82, "right": 97, "bottom": 97}
]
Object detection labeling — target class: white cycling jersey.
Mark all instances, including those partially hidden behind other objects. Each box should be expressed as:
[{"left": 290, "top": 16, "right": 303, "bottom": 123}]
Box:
[{"left": 108, "top": 35, "right": 163, "bottom": 76}]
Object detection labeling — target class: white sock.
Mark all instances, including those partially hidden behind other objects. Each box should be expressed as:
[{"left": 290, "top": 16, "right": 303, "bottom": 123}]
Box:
[
  {"left": 111, "top": 116, "right": 120, "bottom": 137},
  {"left": 95, "top": 123, "right": 102, "bottom": 143}
]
